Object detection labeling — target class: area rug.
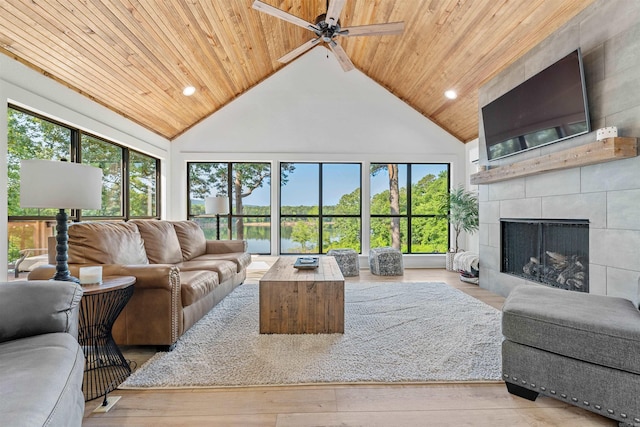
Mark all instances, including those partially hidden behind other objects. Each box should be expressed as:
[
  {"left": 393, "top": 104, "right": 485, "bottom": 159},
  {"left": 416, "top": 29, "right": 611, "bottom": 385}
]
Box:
[{"left": 120, "top": 282, "right": 502, "bottom": 389}]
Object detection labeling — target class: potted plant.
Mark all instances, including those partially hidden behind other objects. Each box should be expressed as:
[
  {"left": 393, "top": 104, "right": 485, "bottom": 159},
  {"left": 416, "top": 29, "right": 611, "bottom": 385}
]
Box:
[{"left": 441, "top": 185, "right": 479, "bottom": 271}]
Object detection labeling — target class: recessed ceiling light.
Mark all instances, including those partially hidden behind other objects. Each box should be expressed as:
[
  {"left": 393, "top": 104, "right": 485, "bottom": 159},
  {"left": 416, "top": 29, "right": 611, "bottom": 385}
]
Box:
[
  {"left": 444, "top": 90, "right": 457, "bottom": 100},
  {"left": 183, "top": 86, "right": 196, "bottom": 96}
]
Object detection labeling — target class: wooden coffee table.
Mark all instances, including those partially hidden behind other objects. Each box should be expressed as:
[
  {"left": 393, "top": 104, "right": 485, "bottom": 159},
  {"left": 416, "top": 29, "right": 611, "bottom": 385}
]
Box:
[{"left": 259, "top": 256, "right": 345, "bottom": 334}]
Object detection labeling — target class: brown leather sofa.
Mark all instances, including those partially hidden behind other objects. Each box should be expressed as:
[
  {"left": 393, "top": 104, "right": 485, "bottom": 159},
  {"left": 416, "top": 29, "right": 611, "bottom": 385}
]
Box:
[{"left": 28, "top": 220, "right": 250, "bottom": 350}]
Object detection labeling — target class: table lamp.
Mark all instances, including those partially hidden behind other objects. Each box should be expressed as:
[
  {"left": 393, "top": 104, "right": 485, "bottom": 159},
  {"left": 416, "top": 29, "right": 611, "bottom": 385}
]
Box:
[
  {"left": 204, "top": 196, "right": 229, "bottom": 240},
  {"left": 20, "top": 159, "right": 103, "bottom": 283}
]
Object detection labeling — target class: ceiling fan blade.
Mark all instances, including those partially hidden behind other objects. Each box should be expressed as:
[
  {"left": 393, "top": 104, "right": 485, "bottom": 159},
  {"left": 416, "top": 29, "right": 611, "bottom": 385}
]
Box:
[
  {"left": 278, "top": 38, "right": 322, "bottom": 63},
  {"left": 328, "top": 41, "right": 354, "bottom": 72},
  {"left": 325, "top": 0, "right": 346, "bottom": 27},
  {"left": 252, "top": 0, "right": 317, "bottom": 32},
  {"left": 341, "top": 22, "right": 405, "bottom": 37}
]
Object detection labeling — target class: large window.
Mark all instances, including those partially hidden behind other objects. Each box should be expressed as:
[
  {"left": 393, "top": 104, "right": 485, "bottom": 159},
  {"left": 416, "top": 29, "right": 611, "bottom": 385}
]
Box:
[
  {"left": 187, "top": 162, "right": 271, "bottom": 254},
  {"left": 280, "top": 163, "right": 361, "bottom": 254},
  {"left": 81, "top": 134, "right": 123, "bottom": 217},
  {"left": 129, "top": 150, "right": 159, "bottom": 217},
  {"left": 370, "top": 163, "right": 449, "bottom": 253},
  {"left": 7, "top": 106, "right": 161, "bottom": 279}
]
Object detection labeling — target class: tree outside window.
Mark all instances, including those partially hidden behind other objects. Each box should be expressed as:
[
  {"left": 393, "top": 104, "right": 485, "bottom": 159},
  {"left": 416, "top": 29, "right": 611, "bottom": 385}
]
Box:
[
  {"left": 370, "top": 163, "right": 449, "bottom": 253},
  {"left": 81, "top": 135, "right": 123, "bottom": 217},
  {"left": 129, "top": 151, "right": 158, "bottom": 217},
  {"left": 188, "top": 162, "right": 274, "bottom": 254},
  {"left": 6, "top": 106, "right": 161, "bottom": 279},
  {"left": 6, "top": 108, "right": 72, "bottom": 268}
]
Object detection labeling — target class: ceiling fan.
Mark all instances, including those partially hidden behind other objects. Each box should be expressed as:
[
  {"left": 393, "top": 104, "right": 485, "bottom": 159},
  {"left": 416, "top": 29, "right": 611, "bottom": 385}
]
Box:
[{"left": 252, "top": 0, "right": 405, "bottom": 72}]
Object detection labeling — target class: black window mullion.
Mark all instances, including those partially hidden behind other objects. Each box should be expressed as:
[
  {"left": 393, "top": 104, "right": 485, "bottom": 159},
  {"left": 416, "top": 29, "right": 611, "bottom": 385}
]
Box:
[
  {"left": 318, "top": 163, "right": 323, "bottom": 254},
  {"left": 122, "top": 147, "right": 130, "bottom": 220},
  {"left": 407, "top": 164, "right": 412, "bottom": 253},
  {"left": 70, "top": 129, "right": 81, "bottom": 221}
]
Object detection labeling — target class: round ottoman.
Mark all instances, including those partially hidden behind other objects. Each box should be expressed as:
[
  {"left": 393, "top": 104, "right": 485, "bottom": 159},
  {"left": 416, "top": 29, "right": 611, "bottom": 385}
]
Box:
[
  {"left": 369, "top": 247, "right": 404, "bottom": 276},
  {"left": 327, "top": 248, "right": 359, "bottom": 277}
]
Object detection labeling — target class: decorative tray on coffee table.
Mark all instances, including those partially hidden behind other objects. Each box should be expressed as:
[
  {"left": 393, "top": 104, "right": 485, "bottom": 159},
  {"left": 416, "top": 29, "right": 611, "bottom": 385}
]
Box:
[{"left": 293, "top": 256, "right": 319, "bottom": 269}]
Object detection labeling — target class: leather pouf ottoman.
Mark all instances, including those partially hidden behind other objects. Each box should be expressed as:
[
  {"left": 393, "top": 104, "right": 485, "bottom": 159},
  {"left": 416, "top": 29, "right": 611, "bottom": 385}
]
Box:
[
  {"left": 327, "top": 248, "right": 359, "bottom": 277},
  {"left": 369, "top": 247, "right": 404, "bottom": 276}
]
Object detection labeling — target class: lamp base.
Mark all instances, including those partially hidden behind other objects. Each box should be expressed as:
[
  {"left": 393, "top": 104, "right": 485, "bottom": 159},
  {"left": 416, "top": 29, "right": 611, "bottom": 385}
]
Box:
[
  {"left": 51, "top": 209, "right": 80, "bottom": 284},
  {"left": 51, "top": 272, "right": 80, "bottom": 284}
]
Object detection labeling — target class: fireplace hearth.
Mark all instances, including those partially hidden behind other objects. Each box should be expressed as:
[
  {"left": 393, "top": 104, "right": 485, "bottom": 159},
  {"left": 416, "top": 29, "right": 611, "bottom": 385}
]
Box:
[{"left": 501, "top": 219, "right": 589, "bottom": 292}]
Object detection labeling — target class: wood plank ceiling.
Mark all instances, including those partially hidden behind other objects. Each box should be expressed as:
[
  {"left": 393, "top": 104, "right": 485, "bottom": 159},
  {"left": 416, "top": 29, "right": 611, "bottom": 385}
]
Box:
[{"left": 0, "top": 0, "right": 595, "bottom": 142}]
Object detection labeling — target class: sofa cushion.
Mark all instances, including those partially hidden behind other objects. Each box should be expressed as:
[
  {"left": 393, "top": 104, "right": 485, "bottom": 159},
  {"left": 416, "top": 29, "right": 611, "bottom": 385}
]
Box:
[
  {"left": 502, "top": 285, "right": 640, "bottom": 375},
  {"left": 132, "top": 220, "right": 183, "bottom": 264},
  {"left": 192, "top": 252, "right": 252, "bottom": 273},
  {"left": 68, "top": 222, "right": 148, "bottom": 265},
  {"left": 179, "top": 270, "right": 219, "bottom": 307},
  {"left": 177, "top": 259, "right": 238, "bottom": 283},
  {"left": 171, "top": 221, "right": 207, "bottom": 260},
  {"left": 0, "top": 333, "right": 84, "bottom": 427}
]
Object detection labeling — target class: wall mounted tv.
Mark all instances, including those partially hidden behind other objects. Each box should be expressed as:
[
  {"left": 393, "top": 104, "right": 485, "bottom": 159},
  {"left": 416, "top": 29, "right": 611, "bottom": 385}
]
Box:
[{"left": 482, "top": 49, "right": 590, "bottom": 161}]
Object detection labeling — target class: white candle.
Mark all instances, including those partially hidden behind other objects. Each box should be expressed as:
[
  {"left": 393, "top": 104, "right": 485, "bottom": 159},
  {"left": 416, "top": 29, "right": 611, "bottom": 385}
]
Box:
[{"left": 79, "top": 266, "right": 103, "bottom": 285}]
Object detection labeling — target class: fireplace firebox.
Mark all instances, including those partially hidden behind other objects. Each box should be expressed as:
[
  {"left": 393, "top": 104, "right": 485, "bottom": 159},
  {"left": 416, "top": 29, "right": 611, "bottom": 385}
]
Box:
[{"left": 501, "top": 219, "right": 589, "bottom": 292}]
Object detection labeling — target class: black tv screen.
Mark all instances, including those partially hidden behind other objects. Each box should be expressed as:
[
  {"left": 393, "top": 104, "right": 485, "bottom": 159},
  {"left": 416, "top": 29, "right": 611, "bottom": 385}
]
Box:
[{"left": 482, "top": 49, "right": 590, "bottom": 161}]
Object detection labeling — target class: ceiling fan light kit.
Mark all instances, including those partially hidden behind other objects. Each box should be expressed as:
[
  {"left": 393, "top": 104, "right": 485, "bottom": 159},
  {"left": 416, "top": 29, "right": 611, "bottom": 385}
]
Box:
[{"left": 252, "top": 0, "right": 404, "bottom": 72}]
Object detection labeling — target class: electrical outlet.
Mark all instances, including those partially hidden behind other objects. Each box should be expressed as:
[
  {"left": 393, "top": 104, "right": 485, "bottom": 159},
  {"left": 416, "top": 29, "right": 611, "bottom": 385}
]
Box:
[{"left": 93, "top": 396, "right": 121, "bottom": 413}]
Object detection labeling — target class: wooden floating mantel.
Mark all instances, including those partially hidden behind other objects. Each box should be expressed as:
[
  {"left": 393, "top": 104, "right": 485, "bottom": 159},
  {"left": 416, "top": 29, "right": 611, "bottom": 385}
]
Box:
[{"left": 470, "top": 137, "right": 638, "bottom": 185}]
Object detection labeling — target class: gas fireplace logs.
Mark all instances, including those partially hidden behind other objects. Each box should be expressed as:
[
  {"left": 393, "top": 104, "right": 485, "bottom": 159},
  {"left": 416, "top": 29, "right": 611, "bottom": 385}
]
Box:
[{"left": 522, "top": 251, "right": 587, "bottom": 292}]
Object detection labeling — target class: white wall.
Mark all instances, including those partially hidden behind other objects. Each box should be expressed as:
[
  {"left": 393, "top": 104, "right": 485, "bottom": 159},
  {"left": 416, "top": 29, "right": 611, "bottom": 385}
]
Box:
[
  {"left": 0, "top": 54, "right": 170, "bottom": 279},
  {"left": 172, "top": 46, "right": 466, "bottom": 262}
]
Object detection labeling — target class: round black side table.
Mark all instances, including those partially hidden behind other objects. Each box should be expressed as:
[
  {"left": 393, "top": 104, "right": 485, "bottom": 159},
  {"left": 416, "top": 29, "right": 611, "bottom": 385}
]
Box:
[{"left": 78, "top": 276, "right": 135, "bottom": 401}]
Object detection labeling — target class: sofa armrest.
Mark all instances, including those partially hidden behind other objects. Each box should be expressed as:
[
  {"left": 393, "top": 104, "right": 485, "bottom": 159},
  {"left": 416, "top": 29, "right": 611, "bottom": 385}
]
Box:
[
  {"left": 29, "top": 264, "right": 180, "bottom": 292},
  {"left": 205, "top": 239, "right": 248, "bottom": 254},
  {"left": 0, "top": 280, "right": 83, "bottom": 343},
  {"left": 107, "top": 264, "right": 182, "bottom": 346},
  {"left": 107, "top": 264, "right": 180, "bottom": 291},
  {"left": 27, "top": 264, "right": 56, "bottom": 280}
]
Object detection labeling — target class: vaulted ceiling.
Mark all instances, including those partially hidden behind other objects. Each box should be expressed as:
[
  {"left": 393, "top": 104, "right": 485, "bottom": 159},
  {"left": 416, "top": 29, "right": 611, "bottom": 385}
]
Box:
[{"left": 0, "top": 0, "right": 595, "bottom": 142}]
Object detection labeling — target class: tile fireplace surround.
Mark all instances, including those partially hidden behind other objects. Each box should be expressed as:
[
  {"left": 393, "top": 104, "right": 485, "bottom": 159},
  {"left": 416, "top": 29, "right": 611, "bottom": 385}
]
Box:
[
  {"left": 478, "top": 158, "right": 640, "bottom": 305},
  {"left": 475, "top": 0, "right": 640, "bottom": 306}
]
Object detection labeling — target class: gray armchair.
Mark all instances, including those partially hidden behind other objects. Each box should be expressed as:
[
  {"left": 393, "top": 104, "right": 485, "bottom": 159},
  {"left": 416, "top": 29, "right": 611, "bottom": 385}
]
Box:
[{"left": 0, "top": 280, "right": 85, "bottom": 427}]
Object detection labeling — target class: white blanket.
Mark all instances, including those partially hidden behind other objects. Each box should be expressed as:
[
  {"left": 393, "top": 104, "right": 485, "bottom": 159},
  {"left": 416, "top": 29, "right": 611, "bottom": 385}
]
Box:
[{"left": 453, "top": 251, "right": 479, "bottom": 272}]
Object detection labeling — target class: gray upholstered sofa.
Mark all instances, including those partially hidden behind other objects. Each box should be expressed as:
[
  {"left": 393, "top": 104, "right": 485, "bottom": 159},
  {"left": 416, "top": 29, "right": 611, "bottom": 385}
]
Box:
[
  {"left": 502, "top": 285, "right": 640, "bottom": 426},
  {"left": 0, "top": 280, "right": 85, "bottom": 426}
]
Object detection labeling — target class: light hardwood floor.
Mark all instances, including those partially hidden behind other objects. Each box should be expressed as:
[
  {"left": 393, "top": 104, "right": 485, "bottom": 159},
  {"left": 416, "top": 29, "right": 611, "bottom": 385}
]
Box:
[{"left": 82, "top": 263, "right": 615, "bottom": 426}]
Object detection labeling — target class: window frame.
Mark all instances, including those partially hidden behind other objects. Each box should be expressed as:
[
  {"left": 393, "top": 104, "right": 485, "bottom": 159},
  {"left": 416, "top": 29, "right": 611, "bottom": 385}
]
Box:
[
  {"left": 7, "top": 104, "right": 161, "bottom": 222},
  {"left": 369, "top": 162, "right": 450, "bottom": 254},
  {"left": 279, "top": 162, "right": 362, "bottom": 255},
  {"left": 186, "top": 161, "right": 272, "bottom": 255}
]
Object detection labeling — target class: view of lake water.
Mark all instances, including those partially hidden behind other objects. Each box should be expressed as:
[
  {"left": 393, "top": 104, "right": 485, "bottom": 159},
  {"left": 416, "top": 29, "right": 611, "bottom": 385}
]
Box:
[{"left": 195, "top": 220, "right": 308, "bottom": 254}]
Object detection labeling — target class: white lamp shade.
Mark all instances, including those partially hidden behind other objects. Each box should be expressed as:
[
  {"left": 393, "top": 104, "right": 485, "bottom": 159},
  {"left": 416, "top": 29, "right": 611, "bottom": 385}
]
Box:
[
  {"left": 20, "top": 159, "right": 103, "bottom": 209},
  {"left": 204, "top": 196, "right": 229, "bottom": 215}
]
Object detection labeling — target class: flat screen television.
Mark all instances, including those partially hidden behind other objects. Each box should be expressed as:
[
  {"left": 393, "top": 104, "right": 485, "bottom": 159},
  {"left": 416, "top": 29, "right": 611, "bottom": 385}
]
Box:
[{"left": 482, "top": 49, "right": 590, "bottom": 161}]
